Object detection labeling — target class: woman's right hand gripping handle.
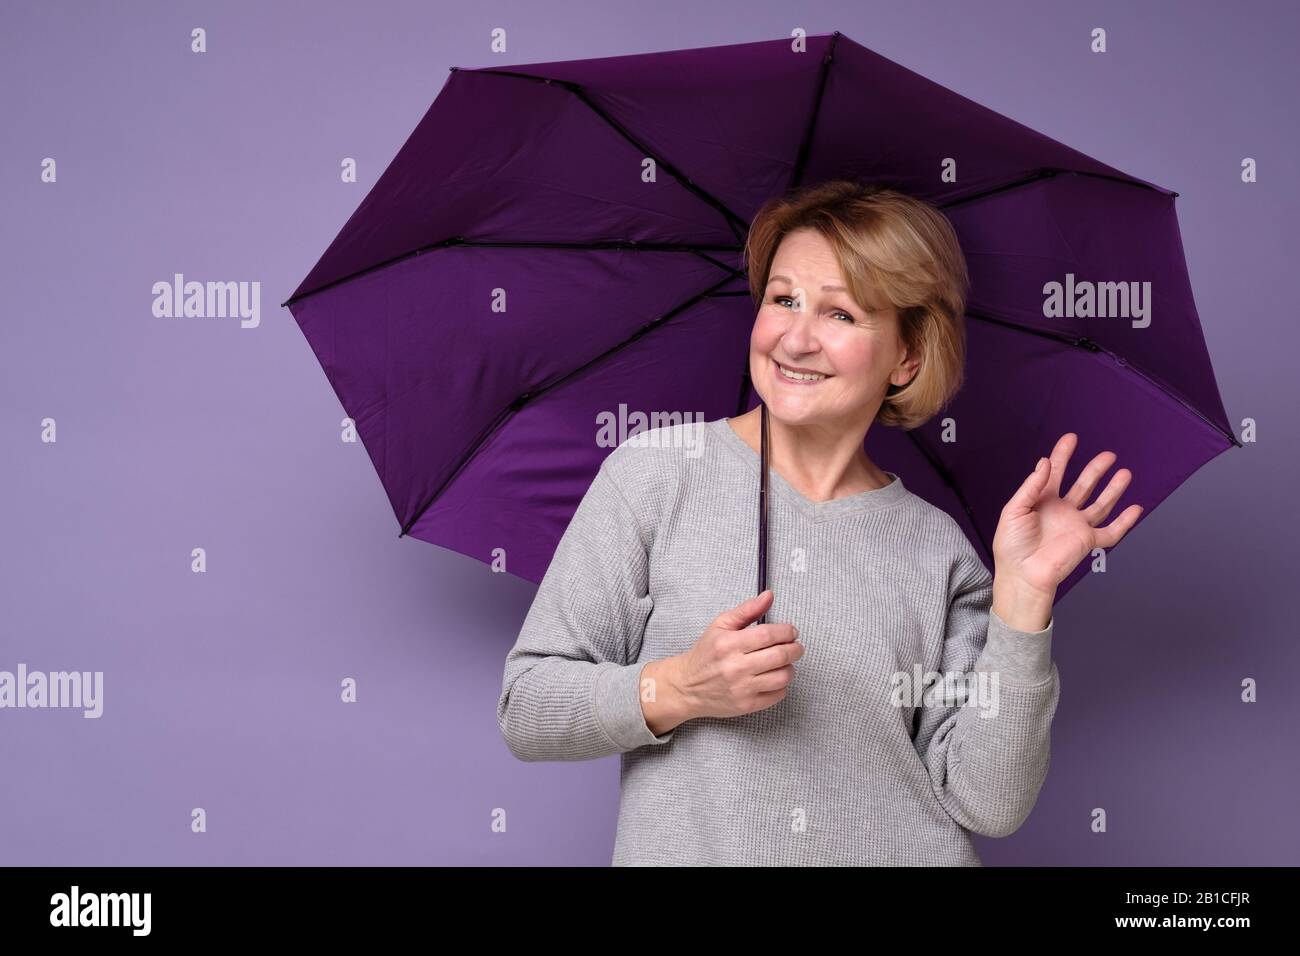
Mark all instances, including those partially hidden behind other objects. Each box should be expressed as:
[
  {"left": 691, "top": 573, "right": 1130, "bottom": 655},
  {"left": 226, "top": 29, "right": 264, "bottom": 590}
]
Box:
[{"left": 639, "top": 590, "right": 803, "bottom": 737}]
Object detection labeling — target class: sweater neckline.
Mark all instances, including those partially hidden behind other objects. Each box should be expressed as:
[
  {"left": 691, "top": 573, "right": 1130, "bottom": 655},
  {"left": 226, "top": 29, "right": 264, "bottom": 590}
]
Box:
[{"left": 710, "top": 417, "right": 910, "bottom": 521}]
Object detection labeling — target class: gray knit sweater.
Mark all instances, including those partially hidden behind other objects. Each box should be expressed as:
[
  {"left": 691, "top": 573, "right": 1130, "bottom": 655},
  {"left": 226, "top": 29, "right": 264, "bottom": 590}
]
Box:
[{"left": 497, "top": 417, "right": 1059, "bottom": 865}]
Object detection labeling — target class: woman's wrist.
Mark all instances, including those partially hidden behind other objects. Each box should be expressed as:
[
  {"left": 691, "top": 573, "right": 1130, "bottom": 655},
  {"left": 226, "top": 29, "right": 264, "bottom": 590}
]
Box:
[
  {"left": 990, "top": 574, "right": 1055, "bottom": 633},
  {"left": 640, "top": 656, "right": 694, "bottom": 735}
]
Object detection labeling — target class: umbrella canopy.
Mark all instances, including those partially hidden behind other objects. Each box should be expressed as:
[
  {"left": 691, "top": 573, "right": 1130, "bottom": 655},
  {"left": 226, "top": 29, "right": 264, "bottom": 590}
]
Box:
[{"left": 283, "top": 30, "right": 1237, "bottom": 599}]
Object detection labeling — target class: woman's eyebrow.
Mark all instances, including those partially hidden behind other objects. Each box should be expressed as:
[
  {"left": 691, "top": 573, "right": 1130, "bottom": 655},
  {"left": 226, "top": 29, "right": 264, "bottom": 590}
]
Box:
[{"left": 767, "top": 273, "right": 849, "bottom": 293}]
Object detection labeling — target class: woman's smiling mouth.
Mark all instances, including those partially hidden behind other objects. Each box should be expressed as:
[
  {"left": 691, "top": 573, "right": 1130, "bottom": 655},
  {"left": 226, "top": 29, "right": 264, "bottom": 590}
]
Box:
[{"left": 774, "top": 358, "right": 832, "bottom": 384}]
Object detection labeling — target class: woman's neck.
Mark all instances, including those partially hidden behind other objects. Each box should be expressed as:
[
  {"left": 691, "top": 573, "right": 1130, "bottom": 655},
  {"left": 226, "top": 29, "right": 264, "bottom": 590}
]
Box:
[{"left": 727, "top": 407, "right": 890, "bottom": 503}]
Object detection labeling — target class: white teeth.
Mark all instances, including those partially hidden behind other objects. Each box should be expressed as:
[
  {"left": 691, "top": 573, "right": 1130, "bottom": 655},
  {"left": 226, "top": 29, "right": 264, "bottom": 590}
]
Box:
[{"left": 777, "top": 362, "right": 827, "bottom": 381}]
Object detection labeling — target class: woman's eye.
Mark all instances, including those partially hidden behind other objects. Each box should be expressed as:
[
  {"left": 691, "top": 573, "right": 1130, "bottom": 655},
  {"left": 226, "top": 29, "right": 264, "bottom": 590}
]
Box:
[{"left": 772, "top": 296, "right": 855, "bottom": 324}]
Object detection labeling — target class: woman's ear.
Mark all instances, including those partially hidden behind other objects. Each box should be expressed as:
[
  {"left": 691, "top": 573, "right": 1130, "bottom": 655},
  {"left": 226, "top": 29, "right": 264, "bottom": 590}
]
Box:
[{"left": 892, "top": 349, "right": 921, "bottom": 389}]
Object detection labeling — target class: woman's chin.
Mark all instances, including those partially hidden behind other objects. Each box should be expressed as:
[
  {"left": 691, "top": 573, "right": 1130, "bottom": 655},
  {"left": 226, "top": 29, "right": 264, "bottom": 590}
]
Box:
[{"left": 762, "top": 395, "right": 827, "bottom": 426}]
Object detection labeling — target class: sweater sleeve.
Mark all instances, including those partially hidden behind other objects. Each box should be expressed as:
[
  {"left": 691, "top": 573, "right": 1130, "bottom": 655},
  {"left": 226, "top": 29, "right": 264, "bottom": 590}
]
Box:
[
  {"left": 912, "top": 554, "right": 1060, "bottom": 838},
  {"left": 496, "top": 456, "right": 677, "bottom": 762}
]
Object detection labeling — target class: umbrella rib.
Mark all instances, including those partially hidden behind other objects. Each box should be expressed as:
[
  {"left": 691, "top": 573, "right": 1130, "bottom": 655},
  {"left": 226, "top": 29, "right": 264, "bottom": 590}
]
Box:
[
  {"left": 939, "top": 168, "right": 1178, "bottom": 210},
  {"left": 467, "top": 66, "right": 752, "bottom": 244},
  {"left": 282, "top": 239, "right": 744, "bottom": 308},
  {"left": 966, "top": 309, "right": 1242, "bottom": 449},
  {"left": 790, "top": 31, "right": 842, "bottom": 190},
  {"left": 903, "top": 429, "right": 994, "bottom": 567},
  {"left": 398, "top": 270, "right": 745, "bottom": 537}
]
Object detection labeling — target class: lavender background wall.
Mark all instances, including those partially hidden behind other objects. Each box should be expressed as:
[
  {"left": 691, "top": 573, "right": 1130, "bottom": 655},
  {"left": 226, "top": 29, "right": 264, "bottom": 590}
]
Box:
[{"left": 2, "top": 0, "right": 1295, "bottom": 865}]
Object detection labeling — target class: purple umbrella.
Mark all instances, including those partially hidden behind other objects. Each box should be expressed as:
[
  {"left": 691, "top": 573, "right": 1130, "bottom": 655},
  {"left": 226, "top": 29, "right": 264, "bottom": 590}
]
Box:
[{"left": 283, "top": 30, "right": 1237, "bottom": 600}]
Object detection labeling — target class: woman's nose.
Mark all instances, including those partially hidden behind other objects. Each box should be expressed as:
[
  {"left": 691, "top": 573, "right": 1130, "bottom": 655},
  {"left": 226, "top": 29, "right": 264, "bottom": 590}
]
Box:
[{"left": 781, "top": 302, "right": 820, "bottom": 353}]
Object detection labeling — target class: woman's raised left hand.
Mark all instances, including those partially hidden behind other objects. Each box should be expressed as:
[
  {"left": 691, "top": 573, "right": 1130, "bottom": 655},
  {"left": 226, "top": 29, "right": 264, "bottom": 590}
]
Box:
[{"left": 992, "top": 432, "right": 1144, "bottom": 599}]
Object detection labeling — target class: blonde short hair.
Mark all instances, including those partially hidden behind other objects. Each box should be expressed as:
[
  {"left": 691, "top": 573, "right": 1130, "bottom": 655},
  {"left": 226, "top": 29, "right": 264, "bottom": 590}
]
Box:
[{"left": 744, "top": 181, "right": 970, "bottom": 431}]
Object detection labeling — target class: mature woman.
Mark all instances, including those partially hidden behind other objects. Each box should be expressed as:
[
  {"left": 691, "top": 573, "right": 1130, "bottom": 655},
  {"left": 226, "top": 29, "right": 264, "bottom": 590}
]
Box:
[{"left": 497, "top": 181, "right": 1141, "bottom": 866}]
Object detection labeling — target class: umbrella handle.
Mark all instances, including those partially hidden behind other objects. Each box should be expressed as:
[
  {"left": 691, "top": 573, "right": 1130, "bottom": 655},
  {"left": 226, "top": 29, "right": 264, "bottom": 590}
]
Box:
[{"left": 757, "top": 401, "right": 769, "bottom": 625}]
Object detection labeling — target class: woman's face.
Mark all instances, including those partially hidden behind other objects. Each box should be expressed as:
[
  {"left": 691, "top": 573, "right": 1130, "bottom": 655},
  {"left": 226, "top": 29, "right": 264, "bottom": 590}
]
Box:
[{"left": 750, "top": 227, "right": 916, "bottom": 429}]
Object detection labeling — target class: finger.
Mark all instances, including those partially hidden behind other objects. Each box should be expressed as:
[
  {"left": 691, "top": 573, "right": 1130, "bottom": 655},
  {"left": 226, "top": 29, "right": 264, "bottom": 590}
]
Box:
[
  {"left": 743, "top": 638, "right": 805, "bottom": 674},
  {"left": 750, "top": 664, "right": 796, "bottom": 695},
  {"left": 746, "top": 687, "right": 789, "bottom": 711},
  {"left": 1046, "top": 432, "right": 1077, "bottom": 497},
  {"left": 1064, "top": 450, "right": 1118, "bottom": 508},
  {"left": 714, "top": 589, "right": 773, "bottom": 630},
  {"left": 735, "top": 621, "right": 799, "bottom": 653},
  {"left": 1094, "top": 503, "right": 1144, "bottom": 549},
  {"left": 1006, "top": 453, "right": 1053, "bottom": 513},
  {"left": 1082, "top": 468, "right": 1133, "bottom": 526}
]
